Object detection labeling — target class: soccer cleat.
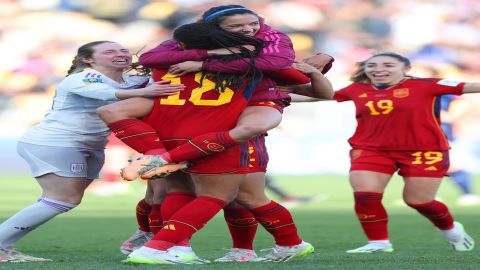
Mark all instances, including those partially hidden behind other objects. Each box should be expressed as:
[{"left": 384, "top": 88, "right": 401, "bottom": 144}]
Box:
[
  {"left": 125, "top": 246, "right": 202, "bottom": 265},
  {"left": 254, "top": 241, "right": 314, "bottom": 262},
  {"left": 139, "top": 162, "right": 189, "bottom": 180},
  {"left": 120, "top": 230, "right": 154, "bottom": 255},
  {"left": 168, "top": 246, "right": 210, "bottom": 264},
  {"left": 120, "top": 155, "right": 169, "bottom": 181},
  {"left": 0, "top": 247, "right": 51, "bottom": 262},
  {"left": 214, "top": 248, "right": 257, "bottom": 262},
  {"left": 346, "top": 242, "right": 394, "bottom": 253},
  {"left": 446, "top": 222, "right": 475, "bottom": 251}
]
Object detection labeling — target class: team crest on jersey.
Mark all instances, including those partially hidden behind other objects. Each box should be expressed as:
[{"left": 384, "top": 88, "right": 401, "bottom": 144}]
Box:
[
  {"left": 70, "top": 163, "right": 84, "bottom": 173},
  {"left": 83, "top": 72, "right": 103, "bottom": 84},
  {"left": 207, "top": 142, "right": 225, "bottom": 152},
  {"left": 437, "top": 79, "right": 461, "bottom": 87},
  {"left": 393, "top": 88, "right": 409, "bottom": 98},
  {"left": 82, "top": 77, "right": 104, "bottom": 84}
]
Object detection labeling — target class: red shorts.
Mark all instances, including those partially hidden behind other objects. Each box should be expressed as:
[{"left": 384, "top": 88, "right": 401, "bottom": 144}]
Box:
[
  {"left": 349, "top": 148, "right": 450, "bottom": 178},
  {"left": 162, "top": 135, "right": 269, "bottom": 175},
  {"left": 246, "top": 135, "right": 269, "bottom": 173},
  {"left": 247, "top": 98, "right": 290, "bottom": 113}
]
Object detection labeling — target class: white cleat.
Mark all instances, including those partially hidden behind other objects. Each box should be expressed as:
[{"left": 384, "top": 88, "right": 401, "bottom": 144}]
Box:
[
  {"left": 0, "top": 247, "right": 51, "bottom": 262},
  {"left": 214, "top": 248, "right": 257, "bottom": 262},
  {"left": 446, "top": 222, "right": 475, "bottom": 251},
  {"left": 254, "top": 241, "right": 314, "bottom": 262},
  {"left": 125, "top": 246, "right": 202, "bottom": 265},
  {"left": 120, "top": 230, "right": 154, "bottom": 255},
  {"left": 168, "top": 246, "right": 210, "bottom": 263},
  {"left": 346, "top": 242, "right": 394, "bottom": 253}
]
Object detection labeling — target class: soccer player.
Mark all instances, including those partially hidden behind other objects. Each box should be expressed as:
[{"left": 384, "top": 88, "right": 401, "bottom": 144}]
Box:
[
  {"left": 330, "top": 52, "right": 477, "bottom": 253},
  {"left": 98, "top": 22, "right": 332, "bottom": 264},
  {"left": 107, "top": 5, "right": 332, "bottom": 263},
  {"left": 0, "top": 41, "right": 185, "bottom": 263}
]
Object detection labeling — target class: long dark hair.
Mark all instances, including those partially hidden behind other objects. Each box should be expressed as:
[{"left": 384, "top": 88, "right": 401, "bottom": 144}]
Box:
[
  {"left": 173, "top": 22, "right": 265, "bottom": 93},
  {"left": 350, "top": 51, "right": 412, "bottom": 83}
]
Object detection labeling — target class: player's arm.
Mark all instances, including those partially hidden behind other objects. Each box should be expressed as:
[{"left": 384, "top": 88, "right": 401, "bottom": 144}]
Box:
[
  {"left": 280, "top": 62, "right": 333, "bottom": 102},
  {"left": 70, "top": 79, "right": 184, "bottom": 101},
  {"left": 139, "top": 40, "right": 208, "bottom": 68},
  {"left": 202, "top": 30, "right": 294, "bottom": 73},
  {"left": 462, "top": 82, "right": 480, "bottom": 94}
]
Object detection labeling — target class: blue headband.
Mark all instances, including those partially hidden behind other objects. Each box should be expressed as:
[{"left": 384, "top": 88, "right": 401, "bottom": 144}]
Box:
[{"left": 204, "top": 7, "right": 251, "bottom": 22}]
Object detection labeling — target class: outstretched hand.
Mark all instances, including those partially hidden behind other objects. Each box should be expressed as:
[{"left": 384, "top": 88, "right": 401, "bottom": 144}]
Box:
[
  {"left": 302, "top": 53, "right": 334, "bottom": 74},
  {"left": 142, "top": 80, "right": 185, "bottom": 97},
  {"left": 292, "top": 62, "right": 322, "bottom": 76},
  {"left": 168, "top": 61, "right": 203, "bottom": 76}
]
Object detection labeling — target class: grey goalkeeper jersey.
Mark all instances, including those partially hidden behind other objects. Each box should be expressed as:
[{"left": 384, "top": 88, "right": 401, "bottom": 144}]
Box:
[{"left": 20, "top": 69, "right": 149, "bottom": 150}]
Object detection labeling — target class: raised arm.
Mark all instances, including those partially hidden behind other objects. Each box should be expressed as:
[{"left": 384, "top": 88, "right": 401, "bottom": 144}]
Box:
[
  {"left": 462, "top": 82, "right": 480, "bottom": 94},
  {"left": 285, "top": 62, "right": 334, "bottom": 101}
]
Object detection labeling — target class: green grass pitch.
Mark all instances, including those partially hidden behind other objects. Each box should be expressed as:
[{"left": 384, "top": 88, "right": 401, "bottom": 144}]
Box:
[{"left": 0, "top": 173, "right": 479, "bottom": 269}]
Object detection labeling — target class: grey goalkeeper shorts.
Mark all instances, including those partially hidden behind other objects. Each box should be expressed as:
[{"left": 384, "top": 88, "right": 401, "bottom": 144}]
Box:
[{"left": 17, "top": 142, "right": 105, "bottom": 179}]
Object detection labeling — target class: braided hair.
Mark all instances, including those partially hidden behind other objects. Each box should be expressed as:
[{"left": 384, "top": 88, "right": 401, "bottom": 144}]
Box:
[{"left": 173, "top": 22, "right": 265, "bottom": 93}]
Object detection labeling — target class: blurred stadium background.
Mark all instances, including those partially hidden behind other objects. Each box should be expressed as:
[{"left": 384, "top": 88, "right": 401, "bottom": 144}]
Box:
[
  {"left": 0, "top": 1, "right": 479, "bottom": 268},
  {"left": 1, "top": 0, "right": 480, "bottom": 177}
]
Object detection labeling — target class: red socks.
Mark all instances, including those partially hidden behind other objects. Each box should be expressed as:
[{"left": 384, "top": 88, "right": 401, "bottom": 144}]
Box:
[
  {"left": 107, "top": 118, "right": 166, "bottom": 154},
  {"left": 135, "top": 199, "right": 151, "bottom": 232},
  {"left": 407, "top": 200, "right": 454, "bottom": 230},
  {"left": 250, "top": 201, "right": 301, "bottom": 246},
  {"left": 163, "top": 131, "right": 238, "bottom": 163},
  {"left": 148, "top": 204, "right": 163, "bottom": 234},
  {"left": 161, "top": 192, "right": 196, "bottom": 222},
  {"left": 224, "top": 207, "right": 258, "bottom": 250},
  {"left": 146, "top": 196, "right": 227, "bottom": 250},
  {"left": 353, "top": 192, "right": 389, "bottom": 240}
]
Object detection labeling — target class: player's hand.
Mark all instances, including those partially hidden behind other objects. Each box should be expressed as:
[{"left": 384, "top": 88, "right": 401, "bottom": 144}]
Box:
[
  {"left": 142, "top": 80, "right": 185, "bottom": 97},
  {"left": 168, "top": 61, "right": 203, "bottom": 76},
  {"left": 292, "top": 62, "right": 322, "bottom": 76},
  {"left": 302, "top": 53, "right": 334, "bottom": 74}
]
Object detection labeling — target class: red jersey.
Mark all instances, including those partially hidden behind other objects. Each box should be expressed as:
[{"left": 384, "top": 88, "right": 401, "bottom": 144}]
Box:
[
  {"left": 144, "top": 69, "right": 254, "bottom": 148},
  {"left": 334, "top": 78, "right": 465, "bottom": 151}
]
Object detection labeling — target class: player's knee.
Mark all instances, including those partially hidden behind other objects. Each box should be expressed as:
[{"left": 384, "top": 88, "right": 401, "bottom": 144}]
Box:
[
  {"left": 231, "top": 125, "right": 266, "bottom": 142},
  {"left": 235, "top": 191, "right": 269, "bottom": 209}
]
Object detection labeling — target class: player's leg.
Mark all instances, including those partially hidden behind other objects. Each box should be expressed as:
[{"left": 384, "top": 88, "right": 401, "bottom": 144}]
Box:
[
  {"left": 97, "top": 97, "right": 167, "bottom": 155},
  {"left": 236, "top": 172, "right": 313, "bottom": 262},
  {"left": 123, "top": 105, "right": 282, "bottom": 180},
  {"left": 346, "top": 169, "right": 393, "bottom": 253},
  {"left": 215, "top": 201, "right": 259, "bottom": 262},
  {"left": 0, "top": 144, "right": 100, "bottom": 262},
  {"left": 126, "top": 173, "right": 244, "bottom": 264},
  {"left": 120, "top": 180, "right": 165, "bottom": 255},
  {"left": 403, "top": 177, "right": 474, "bottom": 251},
  {"left": 229, "top": 105, "right": 282, "bottom": 142}
]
